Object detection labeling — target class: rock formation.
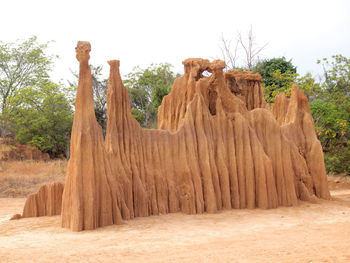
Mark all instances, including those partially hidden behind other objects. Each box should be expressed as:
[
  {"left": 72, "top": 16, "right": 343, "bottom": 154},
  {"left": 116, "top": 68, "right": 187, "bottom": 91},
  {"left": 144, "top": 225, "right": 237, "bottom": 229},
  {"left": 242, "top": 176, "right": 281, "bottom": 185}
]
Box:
[
  {"left": 21, "top": 182, "right": 64, "bottom": 218},
  {"left": 20, "top": 41, "right": 330, "bottom": 231},
  {"left": 61, "top": 43, "right": 124, "bottom": 231},
  {"left": 10, "top": 214, "right": 22, "bottom": 220},
  {"left": 272, "top": 86, "right": 330, "bottom": 199},
  {"left": 0, "top": 138, "right": 50, "bottom": 161}
]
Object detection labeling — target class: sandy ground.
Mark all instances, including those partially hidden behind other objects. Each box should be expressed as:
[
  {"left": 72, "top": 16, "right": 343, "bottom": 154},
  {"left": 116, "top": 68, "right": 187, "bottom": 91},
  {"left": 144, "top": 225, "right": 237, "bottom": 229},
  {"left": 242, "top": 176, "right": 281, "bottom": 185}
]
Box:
[{"left": 1, "top": 189, "right": 350, "bottom": 262}]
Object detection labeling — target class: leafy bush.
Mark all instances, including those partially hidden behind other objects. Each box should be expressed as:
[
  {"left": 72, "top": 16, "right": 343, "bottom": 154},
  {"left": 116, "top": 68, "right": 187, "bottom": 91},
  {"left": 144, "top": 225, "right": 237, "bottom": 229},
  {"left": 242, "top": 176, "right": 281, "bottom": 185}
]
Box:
[{"left": 4, "top": 82, "right": 73, "bottom": 157}]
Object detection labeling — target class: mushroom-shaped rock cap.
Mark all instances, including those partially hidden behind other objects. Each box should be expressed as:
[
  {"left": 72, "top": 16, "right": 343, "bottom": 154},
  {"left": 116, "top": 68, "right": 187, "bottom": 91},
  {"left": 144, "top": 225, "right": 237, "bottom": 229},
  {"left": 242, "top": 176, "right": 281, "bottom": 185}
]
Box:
[
  {"left": 76, "top": 41, "right": 91, "bottom": 63},
  {"left": 108, "top": 60, "right": 120, "bottom": 68},
  {"left": 209, "top": 59, "right": 226, "bottom": 72}
]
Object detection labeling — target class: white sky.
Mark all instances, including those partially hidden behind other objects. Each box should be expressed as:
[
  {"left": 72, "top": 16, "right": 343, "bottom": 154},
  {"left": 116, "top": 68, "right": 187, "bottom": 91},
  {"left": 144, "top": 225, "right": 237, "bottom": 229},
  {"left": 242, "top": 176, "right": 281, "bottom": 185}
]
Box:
[{"left": 1, "top": 0, "right": 349, "bottom": 83}]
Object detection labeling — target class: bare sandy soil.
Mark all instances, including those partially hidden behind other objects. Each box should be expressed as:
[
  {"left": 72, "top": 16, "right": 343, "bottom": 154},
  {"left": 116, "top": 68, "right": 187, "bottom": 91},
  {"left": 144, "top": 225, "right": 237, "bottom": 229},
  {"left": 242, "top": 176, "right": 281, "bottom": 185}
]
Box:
[{"left": 1, "top": 187, "right": 350, "bottom": 262}]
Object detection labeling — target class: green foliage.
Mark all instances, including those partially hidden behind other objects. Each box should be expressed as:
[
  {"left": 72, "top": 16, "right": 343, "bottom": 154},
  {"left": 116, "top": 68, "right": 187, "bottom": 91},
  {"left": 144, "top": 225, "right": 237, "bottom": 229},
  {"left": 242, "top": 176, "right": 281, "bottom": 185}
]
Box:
[
  {"left": 4, "top": 82, "right": 73, "bottom": 157},
  {"left": 262, "top": 69, "right": 298, "bottom": 102},
  {"left": 254, "top": 57, "right": 320, "bottom": 103},
  {"left": 311, "top": 99, "right": 348, "bottom": 147},
  {"left": 254, "top": 57, "right": 296, "bottom": 80},
  {"left": 91, "top": 66, "right": 108, "bottom": 132},
  {"left": 317, "top": 54, "right": 350, "bottom": 94},
  {"left": 0, "top": 36, "right": 73, "bottom": 158},
  {"left": 124, "top": 63, "right": 175, "bottom": 128},
  {"left": 324, "top": 146, "right": 350, "bottom": 174},
  {"left": 296, "top": 73, "right": 322, "bottom": 98},
  {"left": 131, "top": 108, "right": 146, "bottom": 125},
  {"left": 311, "top": 55, "right": 350, "bottom": 175},
  {"left": 254, "top": 57, "right": 297, "bottom": 103},
  {"left": 0, "top": 36, "right": 55, "bottom": 137},
  {"left": 0, "top": 37, "right": 54, "bottom": 112},
  {"left": 254, "top": 55, "right": 350, "bottom": 175}
]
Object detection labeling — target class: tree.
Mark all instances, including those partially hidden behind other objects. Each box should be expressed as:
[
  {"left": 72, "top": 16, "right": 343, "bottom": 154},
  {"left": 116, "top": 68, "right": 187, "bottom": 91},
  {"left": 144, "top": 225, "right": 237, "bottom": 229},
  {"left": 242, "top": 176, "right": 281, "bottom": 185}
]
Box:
[
  {"left": 253, "top": 57, "right": 297, "bottom": 103},
  {"left": 253, "top": 57, "right": 322, "bottom": 103},
  {"left": 317, "top": 54, "right": 350, "bottom": 97},
  {"left": 4, "top": 82, "right": 73, "bottom": 158},
  {"left": 124, "top": 63, "right": 176, "bottom": 128},
  {"left": 0, "top": 36, "right": 55, "bottom": 136},
  {"left": 70, "top": 65, "right": 108, "bottom": 133},
  {"left": 220, "top": 34, "right": 239, "bottom": 70},
  {"left": 238, "top": 26, "right": 269, "bottom": 70},
  {"left": 311, "top": 98, "right": 350, "bottom": 174},
  {"left": 221, "top": 26, "right": 268, "bottom": 70},
  {"left": 251, "top": 54, "right": 350, "bottom": 174},
  {"left": 314, "top": 55, "right": 350, "bottom": 134},
  {"left": 296, "top": 72, "right": 322, "bottom": 100},
  {"left": 311, "top": 55, "right": 350, "bottom": 174}
]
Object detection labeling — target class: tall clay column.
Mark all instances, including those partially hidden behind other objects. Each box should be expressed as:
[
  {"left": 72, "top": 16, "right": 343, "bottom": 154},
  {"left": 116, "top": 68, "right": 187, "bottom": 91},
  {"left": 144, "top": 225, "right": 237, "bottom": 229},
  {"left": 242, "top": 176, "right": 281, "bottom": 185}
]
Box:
[{"left": 61, "top": 41, "right": 123, "bottom": 231}]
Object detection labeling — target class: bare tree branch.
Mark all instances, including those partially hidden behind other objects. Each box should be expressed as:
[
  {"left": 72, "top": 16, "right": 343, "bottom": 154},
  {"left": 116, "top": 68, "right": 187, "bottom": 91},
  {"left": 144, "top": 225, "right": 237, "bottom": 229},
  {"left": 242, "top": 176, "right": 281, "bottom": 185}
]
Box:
[
  {"left": 237, "top": 25, "right": 269, "bottom": 70},
  {"left": 220, "top": 33, "right": 239, "bottom": 71}
]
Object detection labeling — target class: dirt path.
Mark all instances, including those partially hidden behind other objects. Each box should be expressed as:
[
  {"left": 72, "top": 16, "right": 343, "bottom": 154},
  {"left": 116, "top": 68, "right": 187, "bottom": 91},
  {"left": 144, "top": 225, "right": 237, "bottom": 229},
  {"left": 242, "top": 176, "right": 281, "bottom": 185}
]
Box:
[{"left": 1, "top": 191, "right": 350, "bottom": 263}]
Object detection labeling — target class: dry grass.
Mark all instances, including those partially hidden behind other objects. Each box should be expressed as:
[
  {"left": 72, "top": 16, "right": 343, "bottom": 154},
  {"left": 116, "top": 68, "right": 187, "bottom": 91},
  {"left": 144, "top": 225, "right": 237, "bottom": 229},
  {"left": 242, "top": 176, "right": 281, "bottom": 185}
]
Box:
[
  {"left": 328, "top": 173, "right": 350, "bottom": 191},
  {"left": 0, "top": 160, "right": 66, "bottom": 198}
]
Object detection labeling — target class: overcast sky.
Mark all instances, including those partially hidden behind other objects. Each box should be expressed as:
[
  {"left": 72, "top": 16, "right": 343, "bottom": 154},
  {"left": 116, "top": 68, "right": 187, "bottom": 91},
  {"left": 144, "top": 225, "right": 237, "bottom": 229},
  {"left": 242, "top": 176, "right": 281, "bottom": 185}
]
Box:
[{"left": 1, "top": 0, "right": 349, "bottom": 82}]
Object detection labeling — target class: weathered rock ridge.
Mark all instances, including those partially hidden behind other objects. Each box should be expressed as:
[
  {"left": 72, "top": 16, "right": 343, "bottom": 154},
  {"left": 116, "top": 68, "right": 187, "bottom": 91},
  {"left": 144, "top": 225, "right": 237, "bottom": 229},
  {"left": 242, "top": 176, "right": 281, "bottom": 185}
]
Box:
[
  {"left": 21, "top": 182, "right": 64, "bottom": 218},
  {"left": 21, "top": 42, "right": 330, "bottom": 231}
]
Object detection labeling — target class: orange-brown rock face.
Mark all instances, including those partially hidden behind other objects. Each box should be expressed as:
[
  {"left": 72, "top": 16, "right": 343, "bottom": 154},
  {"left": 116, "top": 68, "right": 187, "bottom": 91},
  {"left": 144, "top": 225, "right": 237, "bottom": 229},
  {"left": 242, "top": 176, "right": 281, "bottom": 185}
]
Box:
[
  {"left": 272, "top": 86, "right": 330, "bottom": 199},
  {"left": 21, "top": 182, "right": 64, "bottom": 218},
  {"left": 61, "top": 42, "right": 124, "bottom": 231},
  {"left": 224, "top": 70, "right": 269, "bottom": 110},
  {"left": 0, "top": 138, "right": 50, "bottom": 161},
  {"left": 59, "top": 42, "right": 330, "bottom": 231}
]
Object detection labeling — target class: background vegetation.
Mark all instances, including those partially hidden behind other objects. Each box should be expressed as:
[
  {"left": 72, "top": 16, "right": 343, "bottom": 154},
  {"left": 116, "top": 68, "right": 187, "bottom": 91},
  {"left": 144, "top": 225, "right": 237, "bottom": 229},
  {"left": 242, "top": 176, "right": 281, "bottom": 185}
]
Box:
[
  {"left": 253, "top": 55, "right": 350, "bottom": 175},
  {"left": 0, "top": 37, "right": 349, "bottom": 175}
]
